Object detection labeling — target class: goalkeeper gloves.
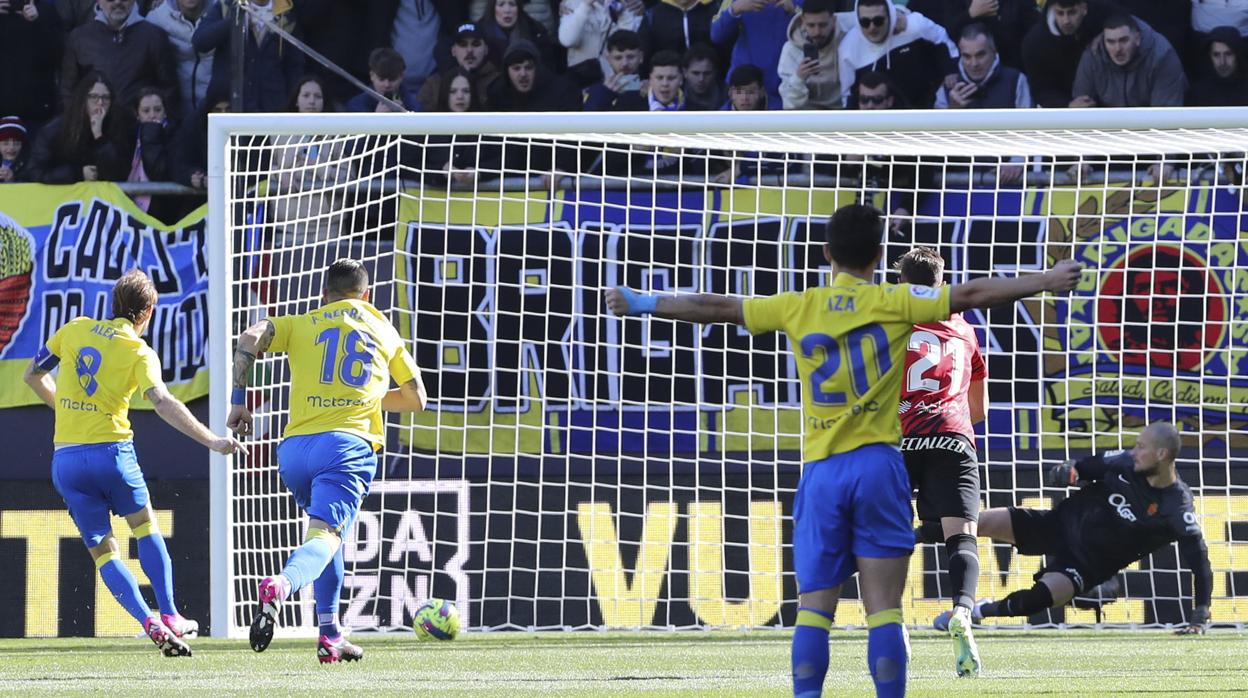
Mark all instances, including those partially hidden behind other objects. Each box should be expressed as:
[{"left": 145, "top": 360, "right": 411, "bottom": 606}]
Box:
[
  {"left": 614, "top": 287, "right": 658, "bottom": 316},
  {"left": 1045, "top": 460, "right": 1080, "bottom": 487},
  {"left": 1175, "top": 605, "right": 1210, "bottom": 635}
]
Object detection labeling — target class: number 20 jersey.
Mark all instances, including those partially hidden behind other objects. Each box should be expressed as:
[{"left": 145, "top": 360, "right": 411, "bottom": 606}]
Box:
[
  {"left": 898, "top": 314, "right": 985, "bottom": 441},
  {"left": 742, "top": 273, "right": 951, "bottom": 463},
  {"left": 269, "top": 298, "right": 419, "bottom": 448}
]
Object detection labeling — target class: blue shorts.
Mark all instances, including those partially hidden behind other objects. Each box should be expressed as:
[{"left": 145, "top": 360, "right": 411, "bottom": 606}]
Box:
[
  {"left": 52, "top": 441, "right": 150, "bottom": 548},
  {"left": 793, "top": 443, "right": 915, "bottom": 594},
  {"left": 277, "top": 432, "right": 377, "bottom": 534}
]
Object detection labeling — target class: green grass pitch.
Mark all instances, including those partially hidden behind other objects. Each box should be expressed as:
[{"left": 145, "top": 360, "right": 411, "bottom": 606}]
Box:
[{"left": 1, "top": 630, "right": 1245, "bottom": 696}]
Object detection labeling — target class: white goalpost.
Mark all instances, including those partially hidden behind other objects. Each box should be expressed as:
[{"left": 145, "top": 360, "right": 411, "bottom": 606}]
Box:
[{"left": 207, "top": 109, "right": 1248, "bottom": 639}]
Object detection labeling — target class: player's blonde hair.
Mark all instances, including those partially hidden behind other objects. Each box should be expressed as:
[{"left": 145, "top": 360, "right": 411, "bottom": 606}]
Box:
[{"left": 112, "top": 268, "right": 157, "bottom": 323}]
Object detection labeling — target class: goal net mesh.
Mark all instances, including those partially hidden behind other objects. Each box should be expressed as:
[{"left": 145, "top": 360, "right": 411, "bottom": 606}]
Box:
[{"left": 221, "top": 121, "right": 1248, "bottom": 636}]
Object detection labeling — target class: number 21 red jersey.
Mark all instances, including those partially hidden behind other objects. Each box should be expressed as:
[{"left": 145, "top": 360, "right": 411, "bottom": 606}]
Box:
[{"left": 898, "top": 314, "right": 985, "bottom": 440}]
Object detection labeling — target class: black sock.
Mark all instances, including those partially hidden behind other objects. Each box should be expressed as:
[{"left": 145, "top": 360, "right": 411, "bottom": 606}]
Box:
[
  {"left": 980, "top": 583, "right": 1054, "bottom": 618},
  {"left": 944, "top": 533, "right": 980, "bottom": 611}
]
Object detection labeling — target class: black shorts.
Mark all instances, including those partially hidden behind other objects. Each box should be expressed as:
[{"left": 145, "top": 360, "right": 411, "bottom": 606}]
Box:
[
  {"left": 902, "top": 433, "right": 980, "bottom": 523},
  {"left": 1007, "top": 507, "right": 1115, "bottom": 594}
]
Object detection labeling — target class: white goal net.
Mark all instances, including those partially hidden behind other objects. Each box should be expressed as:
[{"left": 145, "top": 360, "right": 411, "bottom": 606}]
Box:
[{"left": 208, "top": 111, "right": 1248, "bottom": 638}]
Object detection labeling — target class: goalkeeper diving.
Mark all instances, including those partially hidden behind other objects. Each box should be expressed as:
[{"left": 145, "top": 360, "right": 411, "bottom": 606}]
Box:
[{"left": 946, "top": 421, "right": 1213, "bottom": 634}]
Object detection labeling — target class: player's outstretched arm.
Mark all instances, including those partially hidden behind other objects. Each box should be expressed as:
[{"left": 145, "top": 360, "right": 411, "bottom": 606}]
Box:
[
  {"left": 22, "top": 358, "right": 56, "bottom": 408},
  {"left": 382, "top": 376, "right": 428, "bottom": 413},
  {"left": 1176, "top": 530, "right": 1214, "bottom": 635},
  {"left": 604, "top": 287, "right": 744, "bottom": 326},
  {"left": 145, "top": 384, "right": 243, "bottom": 455},
  {"left": 949, "top": 259, "right": 1083, "bottom": 313},
  {"left": 228, "top": 319, "right": 275, "bottom": 436}
]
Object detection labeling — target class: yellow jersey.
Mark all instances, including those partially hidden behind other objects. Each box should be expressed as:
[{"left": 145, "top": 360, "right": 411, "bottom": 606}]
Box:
[
  {"left": 44, "top": 317, "right": 165, "bottom": 444},
  {"left": 742, "top": 273, "right": 951, "bottom": 462},
  {"left": 269, "top": 298, "right": 420, "bottom": 447}
]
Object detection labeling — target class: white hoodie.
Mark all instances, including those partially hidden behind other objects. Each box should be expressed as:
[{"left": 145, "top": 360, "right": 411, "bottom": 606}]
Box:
[{"left": 836, "top": 0, "right": 956, "bottom": 106}]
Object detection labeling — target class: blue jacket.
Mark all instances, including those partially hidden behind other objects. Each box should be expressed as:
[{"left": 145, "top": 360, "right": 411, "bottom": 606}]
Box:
[{"left": 709, "top": 0, "right": 801, "bottom": 107}]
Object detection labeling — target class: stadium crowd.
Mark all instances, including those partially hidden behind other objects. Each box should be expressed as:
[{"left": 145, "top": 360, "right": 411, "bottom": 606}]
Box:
[{"left": 2, "top": 0, "right": 1247, "bottom": 201}]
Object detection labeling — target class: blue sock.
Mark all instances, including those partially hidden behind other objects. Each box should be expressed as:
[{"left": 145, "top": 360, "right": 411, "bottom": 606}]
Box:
[
  {"left": 314, "top": 547, "right": 344, "bottom": 638},
  {"left": 97, "top": 554, "right": 153, "bottom": 625},
  {"left": 866, "top": 610, "right": 907, "bottom": 698},
  {"left": 280, "top": 532, "right": 337, "bottom": 593},
  {"left": 792, "top": 608, "right": 834, "bottom": 698},
  {"left": 135, "top": 528, "right": 177, "bottom": 616}
]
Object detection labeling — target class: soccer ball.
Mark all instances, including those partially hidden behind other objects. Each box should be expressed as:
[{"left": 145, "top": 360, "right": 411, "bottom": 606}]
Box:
[{"left": 413, "top": 598, "right": 460, "bottom": 641}]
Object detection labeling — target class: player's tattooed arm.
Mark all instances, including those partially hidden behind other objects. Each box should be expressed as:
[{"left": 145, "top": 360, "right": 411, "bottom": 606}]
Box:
[
  {"left": 228, "top": 319, "right": 274, "bottom": 436},
  {"left": 382, "top": 375, "right": 429, "bottom": 413},
  {"left": 22, "top": 358, "right": 56, "bottom": 408},
  {"left": 232, "top": 320, "right": 275, "bottom": 389}
]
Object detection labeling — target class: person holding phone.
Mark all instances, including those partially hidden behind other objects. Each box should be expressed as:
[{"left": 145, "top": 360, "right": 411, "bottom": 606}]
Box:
[
  {"left": 777, "top": 0, "right": 847, "bottom": 109},
  {"left": 582, "top": 28, "right": 648, "bottom": 110},
  {"left": 934, "top": 22, "right": 1032, "bottom": 108}
]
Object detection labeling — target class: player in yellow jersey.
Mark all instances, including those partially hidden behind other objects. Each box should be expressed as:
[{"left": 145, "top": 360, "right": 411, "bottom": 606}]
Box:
[
  {"left": 22, "top": 269, "right": 242, "bottom": 657},
  {"left": 228, "top": 259, "right": 427, "bottom": 663},
  {"left": 605, "top": 204, "right": 1082, "bottom": 697}
]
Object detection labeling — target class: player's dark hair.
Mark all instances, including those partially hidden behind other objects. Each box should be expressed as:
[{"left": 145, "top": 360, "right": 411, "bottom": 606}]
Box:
[
  {"left": 606, "top": 29, "right": 642, "bottom": 53},
  {"left": 825, "top": 204, "right": 884, "bottom": 270},
  {"left": 112, "top": 268, "right": 157, "bottom": 323},
  {"left": 1103, "top": 14, "right": 1139, "bottom": 33},
  {"left": 729, "top": 64, "right": 764, "bottom": 89},
  {"left": 324, "top": 259, "right": 370, "bottom": 298},
  {"left": 802, "top": 0, "right": 835, "bottom": 15},
  {"left": 650, "top": 50, "right": 682, "bottom": 72},
  {"left": 893, "top": 247, "right": 945, "bottom": 286}
]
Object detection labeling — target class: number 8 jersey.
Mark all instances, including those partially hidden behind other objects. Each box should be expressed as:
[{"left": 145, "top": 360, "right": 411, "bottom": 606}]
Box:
[
  {"left": 269, "top": 298, "right": 420, "bottom": 448},
  {"left": 742, "top": 273, "right": 951, "bottom": 463},
  {"left": 898, "top": 314, "right": 986, "bottom": 441}
]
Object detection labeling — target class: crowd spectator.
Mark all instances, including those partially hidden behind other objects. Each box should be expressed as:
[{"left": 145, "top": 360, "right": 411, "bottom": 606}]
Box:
[
  {"left": 777, "top": 0, "right": 846, "bottom": 110},
  {"left": 346, "top": 48, "right": 421, "bottom": 112},
  {"left": 558, "top": 0, "right": 645, "bottom": 82},
  {"left": 371, "top": 0, "right": 454, "bottom": 98},
  {"left": 683, "top": 44, "right": 726, "bottom": 110},
  {"left": 935, "top": 22, "right": 1032, "bottom": 108},
  {"left": 170, "top": 81, "right": 226, "bottom": 192},
  {"left": 711, "top": 0, "right": 798, "bottom": 108},
  {"left": 646, "top": 49, "right": 687, "bottom": 110},
  {"left": 287, "top": 75, "right": 337, "bottom": 113},
  {"left": 62, "top": 0, "right": 178, "bottom": 111},
  {"left": 1116, "top": 0, "right": 1190, "bottom": 64},
  {"left": 26, "top": 72, "right": 130, "bottom": 184},
  {"left": 1188, "top": 25, "right": 1248, "bottom": 105},
  {"left": 1, "top": 0, "right": 62, "bottom": 132},
  {"left": 906, "top": 0, "right": 1039, "bottom": 69},
  {"left": 1022, "top": 0, "right": 1115, "bottom": 107},
  {"left": 417, "top": 23, "right": 499, "bottom": 109},
  {"left": 422, "top": 68, "right": 503, "bottom": 188},
  {"left": 1192, "top": 0, "right": 1248, "bottom": 39},
  {"left": 725, "top": 63, "right": 768, "bottom": 110},
  {"left": 480, "top": 0, "right": 558, "bottom": 71},
  {"left": 0, "top": 116, "right": 29, "bottom": 183},
  {"left": 583, "top": 29, "right": 647, "bottom": 110},
  {"left": 296, "top": 0, "right": 369, "bottom": 103},
  {"left": 1071, "top": 13, "right": 1186, "bottom": 107},
  {"left": 146, "top": 0, "right": 214, "bottom": 118},
  {"left": 838, "top": 0, "right": 958, "bottom": 108},
  {"left": 489, "top": 39, "right": 581, "bottom": 110},
  {"left": 640, "top": 0, "right": 718, "bottom": 58},
  {"left": 126, "top": 87, "right": 174, "bottom": 213},
  {"left": 193, "top": 0, "right": 304, "bottom": 112},
  {"left": 853, "top": 69, "right": 902, "bottom": 109},
  {"left": 57, "top": 0, "right": 102, "bottom": 29}
]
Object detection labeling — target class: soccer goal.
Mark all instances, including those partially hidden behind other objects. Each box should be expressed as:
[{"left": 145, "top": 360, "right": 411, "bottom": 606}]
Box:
[{"left": 207, "top": 109, "right": 1248, "bottom": 639}]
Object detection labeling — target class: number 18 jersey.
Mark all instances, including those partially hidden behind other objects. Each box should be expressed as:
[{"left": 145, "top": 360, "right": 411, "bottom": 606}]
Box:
[
  {"left": 898, "top": 315, "right": 985, "bottom": 441},
  {"left": 742, "top": 273, "right": 951, "bottom": 463},
  {"left": 269, "top": 298, "right": 420, "bottom": 448}
]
